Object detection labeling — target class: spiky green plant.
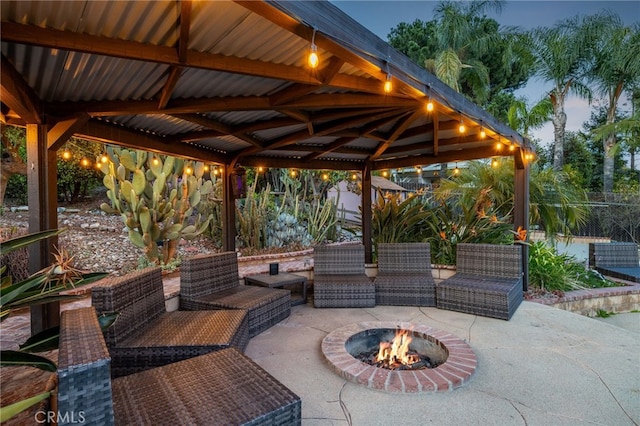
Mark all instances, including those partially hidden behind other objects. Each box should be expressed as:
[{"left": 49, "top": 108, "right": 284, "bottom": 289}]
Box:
[
  {"left": 98, "top": 147, "right": 212, "bottom": 265},
  {"left": 371, "top": 190, "right": 431, "bottom": 246},
  {"left": 0, "top": 229, "right": 112, "bottom": 422},
  {"left": 236, "top": 179, "right": 271, "bottom": 249}
]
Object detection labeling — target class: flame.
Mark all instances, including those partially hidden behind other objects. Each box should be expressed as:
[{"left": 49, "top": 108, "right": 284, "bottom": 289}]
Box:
[{"left": 375, "top": 329, "right": 419, "bottom": 366}]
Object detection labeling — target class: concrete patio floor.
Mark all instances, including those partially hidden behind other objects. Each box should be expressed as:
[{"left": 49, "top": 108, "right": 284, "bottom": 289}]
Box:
[{"left": 245, "top": 301, "right": 639, "bottom": 426}]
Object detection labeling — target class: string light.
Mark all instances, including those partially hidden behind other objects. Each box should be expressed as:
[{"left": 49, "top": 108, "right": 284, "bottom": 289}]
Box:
[
  {"left": 204, "top": 165, "right": 210, "bottom": 172},
  {"left": 491, "top": 158, "right": 499, "bottom": 168},
  {"left": 480, "top": 123, "right": 486, "bottom": 139},
  {"left": 458, "top": 114, "right": 466, "bottom": 134},
  {"left": 322, "top": 172, "right": 329, "bottom": 181},
  {"left": 453, "top": 163, "right": 460, "bottom": 175},
  {"left": 257, "top": 166, "right": 265, "bottom": 173},
  {"left": 212, "top": 167, "right": 220, "bottom": 176},
  {"left": 382, "top": 170, "right": 389, "bottom": 178},
  {"left": 185, "top": 166, "right": 193, "bottom": 175},
  {"left": 351, "top": 172, "right": 358, "bottom": 181},
  {"left": 308, "top": 27, "right": 319, "bottom": 69},
  {"left": 62, "top": 150, "right": 72, "bottom": 160},
  {"left": 100, "top": 154, "right": 109, "bottom": 163},
  {"left": 509, "top": 142, "right": 516, "bottom": 152},
  {"left": 80, "top": 158, "right": 90, "bottom": 167},
  {"left": 152, "top": 157, "right": 160, "bottom": 166},
  {"left": 383, "top": 73, "right": 392, "bottom": 93},
  {"left": 426, "top": 98, "right": 434, "bottom": 112},
  {"left": 383, "top": 62, "right": 392, "bottom": 93},
  {"left": 290, "top": 169, "right": 297, "bottom": 178},
  {"left": 415, "top": 165, "right": 422, "bottom": 174}
]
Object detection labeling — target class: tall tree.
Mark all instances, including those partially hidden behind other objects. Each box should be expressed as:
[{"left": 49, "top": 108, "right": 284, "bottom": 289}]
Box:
[
  {"left": 388, "top": 0, "right": 531, "bottom": 105},
  {"left": 590, "top": 19, "right": 640, "bottom": 192},
  {"left": 507, "top": 96, "right": 553, "bottom": 140},
  {"left": 529, "top": 14, "right": 602, "bottom": 171}
]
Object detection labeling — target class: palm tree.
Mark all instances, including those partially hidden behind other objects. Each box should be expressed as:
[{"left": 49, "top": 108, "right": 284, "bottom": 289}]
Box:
[
  {"left": 435, "top": 160, "right": 589, "bottom": 239},
  {"left": 507, "top": 96, "right": 553, "bottom": 140},
  {"left": 590, "top": 19, "right": 640, "bottom": 192},
  {"left": 529, "top": 14, "right": 602, "bottom": 171},
  {"left": 424, "top": 0, "right": 505, "bottom": 104}
]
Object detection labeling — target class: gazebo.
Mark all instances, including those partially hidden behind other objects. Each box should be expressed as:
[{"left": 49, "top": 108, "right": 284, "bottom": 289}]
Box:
[{"left": 0, "top": 0, "right": 533, "bottom": 332}]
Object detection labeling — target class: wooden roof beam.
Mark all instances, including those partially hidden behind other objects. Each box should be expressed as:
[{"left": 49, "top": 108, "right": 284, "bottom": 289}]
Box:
[
  {"left": 77, "top": 119, "right": 229, "bottom": 164},
  {"left": 369, "top": 109, "right": 423, "bottom": 160},
  {"left": 0, "top": 55, "right": 42, "bottom": 124},
  {"left": 47, "top": 113, "right": 91, "bottom": 150}
]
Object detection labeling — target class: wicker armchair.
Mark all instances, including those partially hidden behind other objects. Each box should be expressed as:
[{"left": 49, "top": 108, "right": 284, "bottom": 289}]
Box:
[
  {"left": 58, "top": 307, "right": 302, "bottom": 426},
  {"left": 436, "top": 243, "right": 523, "bottom": 320},
  {"left": 374, "top": 243, "right": 436, "bottom": 306},
  {"left": 91, "top": 267, "right": 249, "bottom": 377},
  {"left": 312, "top": 244, "right": 375, "bottom": 308},
  {"left": 180, "top": 252, "right": 291, "bottom": 338}
]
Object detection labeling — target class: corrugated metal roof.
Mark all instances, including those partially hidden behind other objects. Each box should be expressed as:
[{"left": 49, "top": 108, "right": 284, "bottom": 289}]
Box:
[{"left": 1, "top": 0, "right": 530, "bottom": 173}]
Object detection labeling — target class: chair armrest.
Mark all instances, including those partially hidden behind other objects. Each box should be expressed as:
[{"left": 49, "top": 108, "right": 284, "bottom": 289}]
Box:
[{"left": 58, "top": 307, "right": 114, "bottom": 425}]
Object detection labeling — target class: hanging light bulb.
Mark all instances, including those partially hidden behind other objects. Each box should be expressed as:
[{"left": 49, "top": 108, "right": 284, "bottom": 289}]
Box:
[
  {"left": 426, "top": 98, "right": 434, "bottom": 112},
  {"left": 458, "top": 115, "right": 466, "bottom": 134},
  {"left": 383, "top": 73, "right": 393, "bottom": 93},
  {"left": 453, "top": 163, "right": 460, "bottom": 175},
  {"left": 212, "top": 166, "right": 219, "bottom": 176},
  {"left": 290, "top": 169, "right": 297, "bottom": 178},
  {"left": 496, "top": 141, "right": 503, "bottom": 150},
  {"left": 491, "top": 158, "right": 499, "bottom": 168},
  {"left": 100, "top": 154, "right": 109, "bottom": 163},
  {"left": 80, "top": 158, "right": 90, "bottom": 167},
  {"left": 415, "top": 165, "right": 422, "bottom": 174},
  {"left": 152, "top": 157, "right": 160, "bottom": 166},
  {"left": 257, "top": 166, "right": 264, "bottom": 173},
  {"left": 203, "top": 165, "right": 210, "bottom": 172},
  {"left": 382, "top": 170, "right": 389, "bottom": 178},
  {"left": 509, "top": 142, "right": 516, "bottom": 152},
  {"left": 308, "top": 28, "right": 319, "bottom": 69},
  {"left": 480, "top": 124, "right": 486, "bottom": 139},
  {"left": 185, "top": 166, "right": 193, "bottom": 175},
  {"left": 351, "top": 172, "right": 358, "bottom": 181},
  {"left": 62, "top": 150, "right": 71, "bottom": 160},
  {"left": 322, "top": 172, "right": 329, "bottom": 181}
]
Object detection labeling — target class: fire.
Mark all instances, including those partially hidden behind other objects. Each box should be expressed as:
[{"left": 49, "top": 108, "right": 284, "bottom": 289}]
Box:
[{"left": 375, "top": 329, "right": 420, "bottom": 367}]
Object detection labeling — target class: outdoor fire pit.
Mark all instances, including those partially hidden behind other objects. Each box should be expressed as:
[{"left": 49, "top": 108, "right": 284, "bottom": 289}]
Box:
[{"left": 321, "top": 321, "right": 477, "bottom": 393}]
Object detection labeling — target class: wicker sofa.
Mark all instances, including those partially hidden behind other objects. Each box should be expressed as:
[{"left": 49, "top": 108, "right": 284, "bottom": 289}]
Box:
[
  {"left": 57, "top": 307, "right": 302, "bottom": 426},
  {"left": 180, "top": 251, "right": 291, "bottom": 338},
  {"left": 91, "top": 267, "right": 249, "bottom": 377},
  {"left": 312, "top": 244, "right": 375, "bottom": 308},
  {"left": 436, "top": 243, "right": 523, "bottom": 320},
  {"left": 589, "top": 242, "right": 640, "bottom": 283},
  {"left": 374, "top": 243, "right": 436, "bottom": 306}
]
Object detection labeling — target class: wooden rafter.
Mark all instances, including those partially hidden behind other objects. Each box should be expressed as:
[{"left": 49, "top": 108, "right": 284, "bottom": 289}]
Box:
[
  {"left": 47, "top": 114, "right": 91, "bottom": 150},
  {"left": 0, "top": 55, "right": 42, "bottom": 124},
  {"left": 302, "top": 137, "right": 357, "bottom": 162},
  {"left": 370, "top": 109, "right": 423, "bottom": 160},
  {"left": 171, "top": 113, "right": 264, "bottom": 148},
  {"left": 76, "top": 119, "right": 228, "bottom": 164}
]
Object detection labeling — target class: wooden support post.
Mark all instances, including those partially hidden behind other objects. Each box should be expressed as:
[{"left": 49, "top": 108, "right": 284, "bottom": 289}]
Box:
[
  {"left": 26, "top": 124, "right": 59, "bottom": 334},
  {"left": 514, "top": 147, "right": 530, "bottom": 291},
  {"left": 222, "top": 164, "right": 237, "bottom": 252},
  {"left": 361, "top": 164, "right": 373, "bottom": 263}
]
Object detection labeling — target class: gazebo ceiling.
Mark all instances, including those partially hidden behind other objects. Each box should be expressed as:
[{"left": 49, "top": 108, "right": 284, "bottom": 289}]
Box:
[{"left": 0, "top": 0, "right": 531, "bottom": 171}]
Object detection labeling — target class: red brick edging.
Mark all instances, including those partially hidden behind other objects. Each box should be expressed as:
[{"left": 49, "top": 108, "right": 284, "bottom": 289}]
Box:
[{"left": 321, "top": 321, "right": 476, "bottom": 393}]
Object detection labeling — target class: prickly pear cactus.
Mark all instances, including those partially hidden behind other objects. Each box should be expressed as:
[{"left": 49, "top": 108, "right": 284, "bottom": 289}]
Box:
[{"left": 98, "top": 147, "right": 213, "bottom": 265}]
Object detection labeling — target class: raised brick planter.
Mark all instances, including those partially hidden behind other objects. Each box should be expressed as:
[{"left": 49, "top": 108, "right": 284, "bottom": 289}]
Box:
[
  {"left": 529, "top": 284, "right": 640, "bottom": 316},
  {"left": 321, "top": 321, "right": 476, "bottom": 393}
]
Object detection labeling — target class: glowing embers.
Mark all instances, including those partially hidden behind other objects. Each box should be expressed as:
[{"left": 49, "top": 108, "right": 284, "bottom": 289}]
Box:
[{"left": 357, "top": 328, "right": 445, "bottom": 371}]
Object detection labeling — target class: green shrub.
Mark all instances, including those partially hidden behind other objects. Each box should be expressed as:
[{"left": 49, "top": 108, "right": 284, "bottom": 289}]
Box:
[{"left": 528, "top": 241, "right": 618, "bottom": 292}]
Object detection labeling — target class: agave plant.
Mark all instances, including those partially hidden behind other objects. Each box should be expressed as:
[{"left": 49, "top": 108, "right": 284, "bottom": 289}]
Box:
[{"left": 0, "top": 229, "right": 114, "bottom": 422}]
